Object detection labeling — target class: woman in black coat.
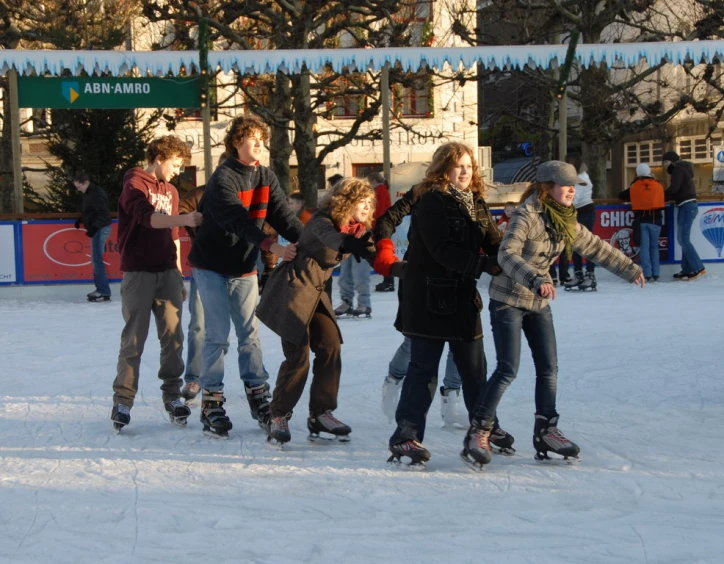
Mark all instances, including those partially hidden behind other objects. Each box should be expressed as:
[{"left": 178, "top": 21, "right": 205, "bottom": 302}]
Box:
[{"left": 387, "top": 142, "right": 505, "bottom": 467}]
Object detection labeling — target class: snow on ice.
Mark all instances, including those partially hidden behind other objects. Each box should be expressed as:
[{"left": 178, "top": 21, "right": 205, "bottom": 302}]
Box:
[{"left": 1, "top": 270, "right": 723, "bottom": 563}]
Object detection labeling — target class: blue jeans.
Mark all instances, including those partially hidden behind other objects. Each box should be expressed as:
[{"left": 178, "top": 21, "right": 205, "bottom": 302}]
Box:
[
  {"left": 390, "top": 337, "right": 487, "bottom": 444},
  {"left": 184, "top": 276, "right": 205, "bottom": 384},
  {"left": 388, "top": 336, "right": 462, "bottom": 388},
  {"left": 639, "top": 223, "right": 662, "bottom": 278},
  {"left": 193, "top": 268, "right": 269, "bottom": 392},
  {"left": 91, "top": 225, "right": 112, "bottom": 296},
  {"left": 338, "top": 256, "right": 371, "bottom": 308},
  {"left": 474, "top": 300, "right": 558, "bottom": 423},
  {"left": 677, "top": 201, "right": 704, "bottom": 274}
]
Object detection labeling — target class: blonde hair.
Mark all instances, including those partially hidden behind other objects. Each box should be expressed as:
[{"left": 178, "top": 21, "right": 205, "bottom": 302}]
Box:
[
  {"left": 415, "top": 142, "right": 486, "bottom": 199},
  {"left": 518, "top": 181, "right": 555, "bottom": 205},
  {"left": 319, "top": 177, "right": 376, "bottom": 229}
]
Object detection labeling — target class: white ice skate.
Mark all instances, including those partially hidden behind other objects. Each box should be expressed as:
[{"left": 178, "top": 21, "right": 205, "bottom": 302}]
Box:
[
  {"left": 381, "top": 374, "right": 403, "bottom": 423},
  {"left": 440, "top": 387, "right": 468, "bottom": 429}
]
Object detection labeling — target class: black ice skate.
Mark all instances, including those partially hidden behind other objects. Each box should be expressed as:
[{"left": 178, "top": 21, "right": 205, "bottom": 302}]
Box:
[
  {"left": 388, "top": 440, "right": 431, "bottom": 469},
  {"left": 578, "top": 272, "right": 597, "bottom": 291},
  {"left": 564, "top": 271, "right": 584, "bottom": 291},
  {"left": 164, "top": 399, "right": 191, "bottom": 426},
  {"left": 245, "top": 382, "right": 271, "bottom": 429},
  {"left": 87, "top": 290, "right": 111, "bottom": 302},
  {"left": 334, "top": 298, "right": 353, "bottom": 318},
  {"left": 266, "top": 413, "right": 291, "bottom": 447},
  {"left": 200, "top": 390, "right": 233, "bottom": 439},
  {"left": 307, "top": 411, "right": 351, "bottom": 442},
  {"left": 533, "top": 414, "right": 581, "bottom": 463},
  {"left": 375, "top": 279, "right": 395, "bottom": 292},
  {"left": 181, "top": 381, "right": 200, "bottom": 405},
  {"left": 351, "top": 305, "right": 372, "bottom": 318},
  {"left": 111, "top": 403, "right": 131, "bottom": 433},
  {"left": 461, "top": 420, "right": 493, "bottom": 471},
  {"left": 490, "top": 422, "right": 516, "bottom": 455}
]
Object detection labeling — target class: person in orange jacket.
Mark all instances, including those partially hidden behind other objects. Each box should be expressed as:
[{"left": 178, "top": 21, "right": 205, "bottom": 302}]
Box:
[{"left": 368, "top": 172, "right": 394, "bottom": 292}]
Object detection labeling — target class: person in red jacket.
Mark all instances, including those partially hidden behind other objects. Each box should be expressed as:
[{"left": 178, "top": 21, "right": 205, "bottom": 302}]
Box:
[{"left": 368, "top": 172, "right": 394, "bottom": 292}]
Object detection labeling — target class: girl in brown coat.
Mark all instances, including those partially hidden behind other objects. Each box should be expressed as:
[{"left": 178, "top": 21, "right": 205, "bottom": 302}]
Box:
[{"left": 256, "top": 178, "right": 376, "bottom": 445}]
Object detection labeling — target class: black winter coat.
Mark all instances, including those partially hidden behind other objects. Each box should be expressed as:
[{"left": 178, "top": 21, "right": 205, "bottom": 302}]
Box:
[
  {"left": 80, "top": 183, "right": 112, "bottom": 237},
  {"left": 395, "top": 189, "right": 501, "bottom": 341},
  {"left": 664, "top": 161, "right": 697, "bottom": 205}
]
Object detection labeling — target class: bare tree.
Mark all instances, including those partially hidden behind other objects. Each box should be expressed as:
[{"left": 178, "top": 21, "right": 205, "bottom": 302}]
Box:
[{"left": 0, "top": 0, "right": 139, "bottom": 212}]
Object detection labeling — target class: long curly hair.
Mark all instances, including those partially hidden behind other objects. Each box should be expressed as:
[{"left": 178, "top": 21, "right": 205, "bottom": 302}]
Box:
[
  {"left": 414, "top": 142, "right": 486, "bottom": 199},
  {"left": 319, "top": 177, "right": 376, "bottom": 229}
]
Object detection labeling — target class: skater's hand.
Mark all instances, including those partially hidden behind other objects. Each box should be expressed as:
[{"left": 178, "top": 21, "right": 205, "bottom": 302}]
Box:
[
  {"left": 538, "top": 283, "right": 556, "bottom": 300},
  {"left": 74, "top": 219, "right": 82, "bottom": 229},
  {"left": 271, "top": 242, "right": 297, "bottom": 261},
  {"left": 183, "top": 211, "right": 203, "bottom": 227},
  {"left": 633, "top": 272, "right": 646, "bottom": 287},
  {"left": 373, "top": 238, "right": 398, "bottom": 276},
  {"left": 342, "top": 232, "right": 376, "bottom": 263}
]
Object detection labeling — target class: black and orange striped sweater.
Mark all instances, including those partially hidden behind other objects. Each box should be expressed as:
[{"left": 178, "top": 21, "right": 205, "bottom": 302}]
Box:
[{"left": 189, "top": 157, "right": 304, "bottom": 277}]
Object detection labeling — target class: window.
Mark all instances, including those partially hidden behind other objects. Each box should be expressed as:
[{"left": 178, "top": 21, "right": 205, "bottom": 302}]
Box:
[
  {"left": 396, "top": 0, "right": 433, "bottom": 22},
  {"left": 352, "top": 163, "right": 383, "bottom": 178},
  {"left": 624, "top": 141, "right": 664, "bottom": 166},
  {"left": 329, "top": 74, "right": 366, "bottom": 119},
  {"left": 677, "top": 134, "right": 723, "bottom": 163},
  {"left": 394, "top": 72, "right": 432, "bottom": 118}
]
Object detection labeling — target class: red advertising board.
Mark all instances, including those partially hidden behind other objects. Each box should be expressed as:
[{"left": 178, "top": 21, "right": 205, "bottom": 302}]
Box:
[
  {"left": 594, "top": 207, "right": 668, "bottom": 262},
  {"left": 21, "top": 222, "right": 192, "bottom": 283}
]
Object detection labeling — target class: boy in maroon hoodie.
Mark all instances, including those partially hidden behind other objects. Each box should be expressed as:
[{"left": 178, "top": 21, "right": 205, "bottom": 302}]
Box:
[{"left": 110, "top": 135, "right": 203, "bottom": 433}]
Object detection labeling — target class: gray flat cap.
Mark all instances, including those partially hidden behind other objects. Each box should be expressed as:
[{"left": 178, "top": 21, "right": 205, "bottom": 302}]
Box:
[{"left": 535, "top": 161, "right": 582, "bottom": 186}]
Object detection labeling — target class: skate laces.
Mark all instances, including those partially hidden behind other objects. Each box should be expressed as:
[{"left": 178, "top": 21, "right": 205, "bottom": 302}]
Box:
[
  {"left": 272, "top": 415, "right": 290, "bottom": 432},
  {"left": 318, "top": 411, "right": 343, "bottom": 427},
  {"left": 115, "top": 404, "right": 130, "bottom": 415},
  {"left": 167, "top": 399, "right": 185, "bottom": 409},
  {"left": 471, "top": 427, "right": 491, "bottom": 450},
  {"left": 545, "top": 425, "right": 571, "bottom": 446}
]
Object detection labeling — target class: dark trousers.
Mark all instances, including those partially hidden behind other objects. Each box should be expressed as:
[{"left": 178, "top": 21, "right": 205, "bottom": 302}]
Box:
[
  {"left": 270, "top": 305, "right": 341, "bottom": 417},
  {"left": 474, "top": 300, "right": 558, "bottom": 423},
  {"left": 549, "top": 247, "right": 570, "bottom": 282},
  {"left": 390, "top": 337, "right": 486, "bottom": 445},
  {"left": 573, "top": 208, "right": 596, "bottom": 273}
]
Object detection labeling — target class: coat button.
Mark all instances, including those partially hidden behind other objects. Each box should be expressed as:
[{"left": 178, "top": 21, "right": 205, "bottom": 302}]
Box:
[{"left": 316, "top": 285, "right": 323, "bottom": 291}]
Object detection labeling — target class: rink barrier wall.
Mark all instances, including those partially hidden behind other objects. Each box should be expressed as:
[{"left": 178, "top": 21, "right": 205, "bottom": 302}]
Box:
[{"left": 1, "top": 202, "right": 724, "bottom": 287}]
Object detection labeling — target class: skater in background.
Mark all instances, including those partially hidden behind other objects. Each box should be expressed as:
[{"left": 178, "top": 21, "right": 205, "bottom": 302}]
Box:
[
  {"left": 368, "top": 172, "right": 395, "bottom": 293},
  {"left": 465, "top": 161, "right": 645, "bottom": 469},
  {"left": 256, "top": 178, "right": 376, "bottom": 445},
  {"left": 288, "top": 190, "right": 313, "bottom": 224},
  {"left": 73, "top": 171, "right": 112, "bottom": 302},
  {"left": 374, "top": 185, "right": 473, "bottom": 431},
  {"left": 496, "top": 201, "right": 516, "bottom": 233},
  {"left": 663, "top": 150, "right": 706, "bottom": 280},
  {"left": 563, "top": 153, "right": 597, "bottom": 291},
  {"left": 386, "top": 142, "right": 508, "bottom": 467},
  {"left": 188, "top": 115, "right": 304, "bottom": 438},
  {"left": 619, "top": 163, "right": 665, "bottom": 281},
  {"left": 177, "top": 152, "right": 229, "bottom": 405},
  {"left": 110, "top": 135, "right": 203, "bottom": 432}
]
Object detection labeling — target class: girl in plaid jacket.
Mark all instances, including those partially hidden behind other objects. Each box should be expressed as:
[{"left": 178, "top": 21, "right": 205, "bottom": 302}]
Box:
[{"left": 462, "top": 161, "right": 645, "bottom": 469}]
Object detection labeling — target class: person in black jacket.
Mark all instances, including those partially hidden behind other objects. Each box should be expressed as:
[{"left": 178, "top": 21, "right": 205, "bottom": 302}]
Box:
[
  {"left": 385, "top": 142, "right": 504, "bottom": 467},
  {"left": 663, "top": 150, "right": 705, "bottom": 280},
  {"left": 188, "top": 115, "right": 304, "bottom": 438},
  {"left": 73, "top": 171, "right": 112, "bottom": 302}
]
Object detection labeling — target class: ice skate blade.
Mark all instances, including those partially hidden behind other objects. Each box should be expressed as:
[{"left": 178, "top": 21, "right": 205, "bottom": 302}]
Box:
[
  {"left": 534, "top": 452, "right": 581, "bottom": 465},
  {"left": 203, "top": 426, "right": 229, "bottom": 439},
  {"left": 387, "top": 455, "right": 427, "bottom": 471},
  {"left": 168, "top": 416, "right": 188, "bottom": 426},
  {"left": 492, "top": 445, "right": 516, "bottom": 456},
  {"left": 88, "top": 296, "right": 111, "bottom": 302},
  {"left": 308, "top": 432, "right": 351, "bottom": 443},
  {"left": 266, "top": 437, "right": 288, "bottom": 450},
  {"left": 460, "top": 451, "right": 488, "bottom": 472},
  {"left": 112, "top": 422, "right": 125, "bottom": 434}
]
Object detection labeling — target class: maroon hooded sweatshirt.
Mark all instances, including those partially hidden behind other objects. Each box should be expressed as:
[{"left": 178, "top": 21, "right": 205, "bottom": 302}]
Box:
[{"left": 117, "top": 167, "right": 179, "bottom": 272}]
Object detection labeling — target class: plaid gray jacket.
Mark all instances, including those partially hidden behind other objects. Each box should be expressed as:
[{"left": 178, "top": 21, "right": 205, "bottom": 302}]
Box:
[{"left": 488, "top": 195, "right": 642, "bottom": 311}]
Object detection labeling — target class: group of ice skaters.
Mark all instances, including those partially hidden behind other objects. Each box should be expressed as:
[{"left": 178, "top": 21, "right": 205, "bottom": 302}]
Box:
[{"left": 108, "top": 114, "right": 647, "bottom": 472}]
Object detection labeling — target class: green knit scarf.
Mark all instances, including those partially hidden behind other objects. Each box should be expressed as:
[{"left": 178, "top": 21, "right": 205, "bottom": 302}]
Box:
[{"left": 540, "top": 197, "right": 578, "bottom": 255}]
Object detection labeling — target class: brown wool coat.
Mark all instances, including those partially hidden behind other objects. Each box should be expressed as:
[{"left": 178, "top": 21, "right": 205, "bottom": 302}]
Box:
[{"left": 256, "top": 212, "right": 350, "bottom": 345}]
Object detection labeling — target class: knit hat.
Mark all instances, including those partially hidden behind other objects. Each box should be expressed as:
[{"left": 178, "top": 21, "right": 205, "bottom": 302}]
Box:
[
  {"left": 636, "top": 163, "right": 653, "bottom": 178},
  {"left": 662, "top": 151, "right": 680, "bottom": 163}
]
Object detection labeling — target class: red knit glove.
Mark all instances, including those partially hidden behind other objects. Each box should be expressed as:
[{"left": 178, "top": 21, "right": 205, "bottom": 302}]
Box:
[{"left": 373, "top": 238, "right": 398, "bottom": 277}]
